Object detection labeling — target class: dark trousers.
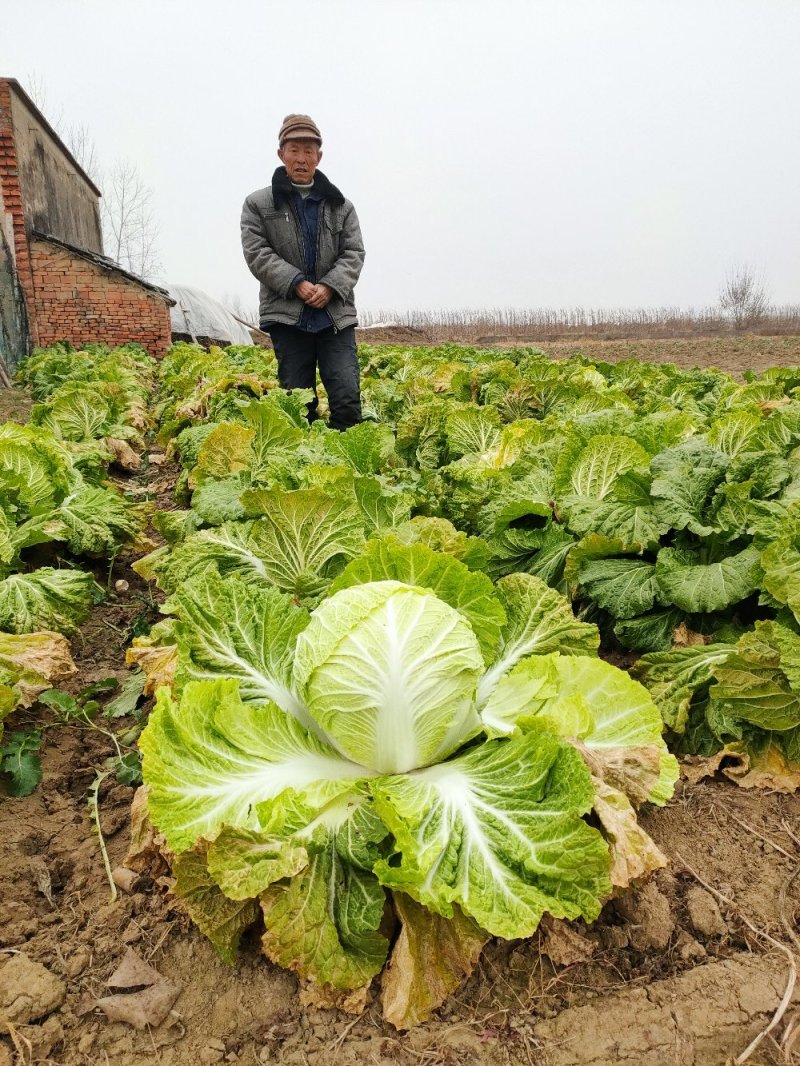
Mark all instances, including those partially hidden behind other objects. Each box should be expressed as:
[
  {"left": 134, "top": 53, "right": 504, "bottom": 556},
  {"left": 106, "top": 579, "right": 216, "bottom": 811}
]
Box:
[{"left": 266, "top": 324, "right": 361, "bottom": 431}]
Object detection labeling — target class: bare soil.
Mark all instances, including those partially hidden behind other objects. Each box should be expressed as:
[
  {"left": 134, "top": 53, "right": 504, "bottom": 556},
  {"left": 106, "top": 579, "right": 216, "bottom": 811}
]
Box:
[
  {"left": 0, "top": 388, "right": 32, "bottom": 424},
  {"left": 2, "top": 339, "right": 800, "bottom": 1065},
  {"left": 2, "top": 732, "right": 798, "bottom": 1066},
  {"left": 538, "top": 335, "right": 800, "bottom": 378}
]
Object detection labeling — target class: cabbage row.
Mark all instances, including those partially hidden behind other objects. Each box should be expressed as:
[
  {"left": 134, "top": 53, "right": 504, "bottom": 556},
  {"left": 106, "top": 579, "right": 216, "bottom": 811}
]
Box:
[{"left": 0, "top": 343, "right": 156, "bottom": 792}]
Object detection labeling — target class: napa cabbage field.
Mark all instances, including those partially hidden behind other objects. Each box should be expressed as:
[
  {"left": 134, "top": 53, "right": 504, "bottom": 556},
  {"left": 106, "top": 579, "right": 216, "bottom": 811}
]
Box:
[
  {"left": 0, "top": 344, "right": 155, "bottom": 793},
  {"left": 4, "top": 338, "right": 800, "bottom": 1027}
]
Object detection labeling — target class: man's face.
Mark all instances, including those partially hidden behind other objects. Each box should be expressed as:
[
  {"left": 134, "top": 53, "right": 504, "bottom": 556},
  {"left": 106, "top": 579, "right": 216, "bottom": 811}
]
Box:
[{"left": 278, "top": 139, "right": 322, "bottom": 183}]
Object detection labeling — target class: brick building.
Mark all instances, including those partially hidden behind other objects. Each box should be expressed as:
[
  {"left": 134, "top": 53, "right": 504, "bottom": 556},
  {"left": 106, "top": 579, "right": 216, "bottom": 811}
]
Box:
[{"left": 0, "top": 77, "right": 173, "bottom": 371}]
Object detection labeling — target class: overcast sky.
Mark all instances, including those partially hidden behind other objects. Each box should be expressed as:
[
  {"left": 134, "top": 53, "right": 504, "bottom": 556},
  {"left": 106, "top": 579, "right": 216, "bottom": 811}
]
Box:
[{"left": 6, "top": 0, "right": 800, "bottom": 316}]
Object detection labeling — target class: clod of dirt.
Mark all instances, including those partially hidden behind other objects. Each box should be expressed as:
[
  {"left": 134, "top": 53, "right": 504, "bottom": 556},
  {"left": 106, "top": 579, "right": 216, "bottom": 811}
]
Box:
[
  {"left": 613, "top": 880, "right": 675, "bottom": 951},
  {"left": 540, "top": 917, "right": 596, "bottom": 966},
  {"left": 100, "top": 805, "right": 130, "bottom": 836},
  {"left": 686, "top": 885, "right": 728, "bottom": 938},
  {"left": 77, "top": 1032, "right": 96, "bottom": 1054},
  {"left": 95, "top": 947, "right": 181, "bottom": 1030},
  {"left": 675, "top": 929, "right": 708, "bottom": 961},
  {"left": 13, "top": 1016, "right": 63, "bottom": 1060},
  {"left": 0, "top": 1041, "right": 12, "bottom": 1066},
  {"left": 18, "top": 828, "right": 49, "bottom": 856},
  {"left": 64, "top": 947, "right": 91, "bottom": 978},
  {"left": 599, "top": 924, "right": 629, "bottom": 950},
  {"left": 0, "top": 901, "right": 38, "bottom": 946},
  {"left": 121, "top": 920, "right": 144, "bottom": 944},
  {"left": 0, "top": 952, "right": 66, "bottom": 1028}
]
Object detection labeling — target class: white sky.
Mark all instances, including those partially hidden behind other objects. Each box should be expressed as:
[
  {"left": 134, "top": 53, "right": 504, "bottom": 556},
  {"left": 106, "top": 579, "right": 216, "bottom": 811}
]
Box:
[{"left": 5, "top": 0, "right": 800, "bottom": 315}]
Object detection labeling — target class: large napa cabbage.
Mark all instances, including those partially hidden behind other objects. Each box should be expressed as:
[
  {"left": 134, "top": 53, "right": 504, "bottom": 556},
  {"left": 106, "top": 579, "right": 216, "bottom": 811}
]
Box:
[{"left": 137, "top": 543, "right": 677, "bottom": 1026}]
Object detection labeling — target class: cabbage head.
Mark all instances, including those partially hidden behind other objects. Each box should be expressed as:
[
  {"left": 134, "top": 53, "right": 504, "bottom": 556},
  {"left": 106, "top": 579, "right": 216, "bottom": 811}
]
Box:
[{"left": 138, "top": 555, "right": 676, "bottom": 1027}]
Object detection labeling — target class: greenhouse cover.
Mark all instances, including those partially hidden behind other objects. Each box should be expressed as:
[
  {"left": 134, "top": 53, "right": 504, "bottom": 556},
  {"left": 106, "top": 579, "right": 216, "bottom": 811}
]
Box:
[{"left": 168, "top": 285, "right": 253, "bottom": 345}]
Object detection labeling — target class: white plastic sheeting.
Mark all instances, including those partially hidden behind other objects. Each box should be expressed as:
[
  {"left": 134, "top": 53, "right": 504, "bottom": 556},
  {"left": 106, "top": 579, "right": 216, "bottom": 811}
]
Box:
[{"left": 168, "top": 284, "right": 253, "bottom": 345}]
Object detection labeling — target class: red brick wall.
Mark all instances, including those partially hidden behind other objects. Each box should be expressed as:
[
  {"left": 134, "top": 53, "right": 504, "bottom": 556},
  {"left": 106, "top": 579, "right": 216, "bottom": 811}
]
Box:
[
  {"left": 30, "top": 238, "right": 172, "bottom": 357},
  {"left": 0, "top": 79, "right": 38, "bottom": 345}
]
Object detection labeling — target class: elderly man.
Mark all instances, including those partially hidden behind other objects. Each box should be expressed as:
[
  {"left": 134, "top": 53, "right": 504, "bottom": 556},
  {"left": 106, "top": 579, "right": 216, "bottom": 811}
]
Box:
[{"left": 240, "top": 114, "right": 365, "bottom": 430}]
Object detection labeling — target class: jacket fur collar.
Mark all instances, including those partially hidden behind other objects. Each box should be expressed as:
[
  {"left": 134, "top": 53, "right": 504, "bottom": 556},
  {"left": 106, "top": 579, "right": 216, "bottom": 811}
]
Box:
[{"left": 271, "top": 166, "right": 345, "bottom": 209}]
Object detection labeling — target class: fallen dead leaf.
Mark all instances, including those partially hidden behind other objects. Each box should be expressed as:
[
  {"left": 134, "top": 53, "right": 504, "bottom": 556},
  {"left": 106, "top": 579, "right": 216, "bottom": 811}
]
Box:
[
  {"left": 681, "top": 751, "right": 732, "bottom": 786},
  {"left": 681, "top": 744, "right": 800, "bottom": 793},
  {"left": 0, "top": 631, "right": 77, "bottom": 707},
  {"left": 95, "top": 948, "right": 180, "bottom": 1030},
  {"left": 104, "top": 437, "right": 141, "bottom": 472},
  {"left": 672, "top": 623, "right": 708, "bottom": 647},
  {"left": 722, "top": 741, "right": 800, "bottom": 793},
  {"left": 299, "top": 980, "right": 371, "bottom": 1015}
]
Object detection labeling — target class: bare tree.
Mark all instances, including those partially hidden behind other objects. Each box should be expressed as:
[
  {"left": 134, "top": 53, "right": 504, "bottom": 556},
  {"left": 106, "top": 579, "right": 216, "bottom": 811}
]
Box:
[
  {"left": 63, "top": 123, "right": 101, "bottom": 183},
  {"left": 719, "top": 264, "right": 770, "bottom": 331},
  {"left": 101, "top": 160, "right": 163, "bottom": 281},
  {"left": 26, "top": 75, "right": 162, "bottom": 282},
  {"left": 24, "top": 71, "right": 64, "bottom": 131},
  {"left": 27, "top": 73, "right": 96, "bottom": 177}
]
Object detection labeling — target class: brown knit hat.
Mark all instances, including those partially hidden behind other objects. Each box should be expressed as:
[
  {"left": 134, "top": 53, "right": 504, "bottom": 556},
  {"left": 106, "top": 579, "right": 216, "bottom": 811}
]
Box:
[{"left": 278, "top": 114, "right": 322, "bottom": 146}]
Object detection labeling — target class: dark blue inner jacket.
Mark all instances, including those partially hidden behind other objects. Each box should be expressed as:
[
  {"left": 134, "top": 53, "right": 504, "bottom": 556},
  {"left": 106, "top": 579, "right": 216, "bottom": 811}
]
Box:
[{"left": 292, "top": 190, "right": 331, "bottom": 333}]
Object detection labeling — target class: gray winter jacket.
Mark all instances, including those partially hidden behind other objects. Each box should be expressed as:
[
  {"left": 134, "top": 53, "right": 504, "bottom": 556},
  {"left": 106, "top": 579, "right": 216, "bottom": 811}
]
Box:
[{"left": 240, "top": 167, "right": 365, "bottom": 330}]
